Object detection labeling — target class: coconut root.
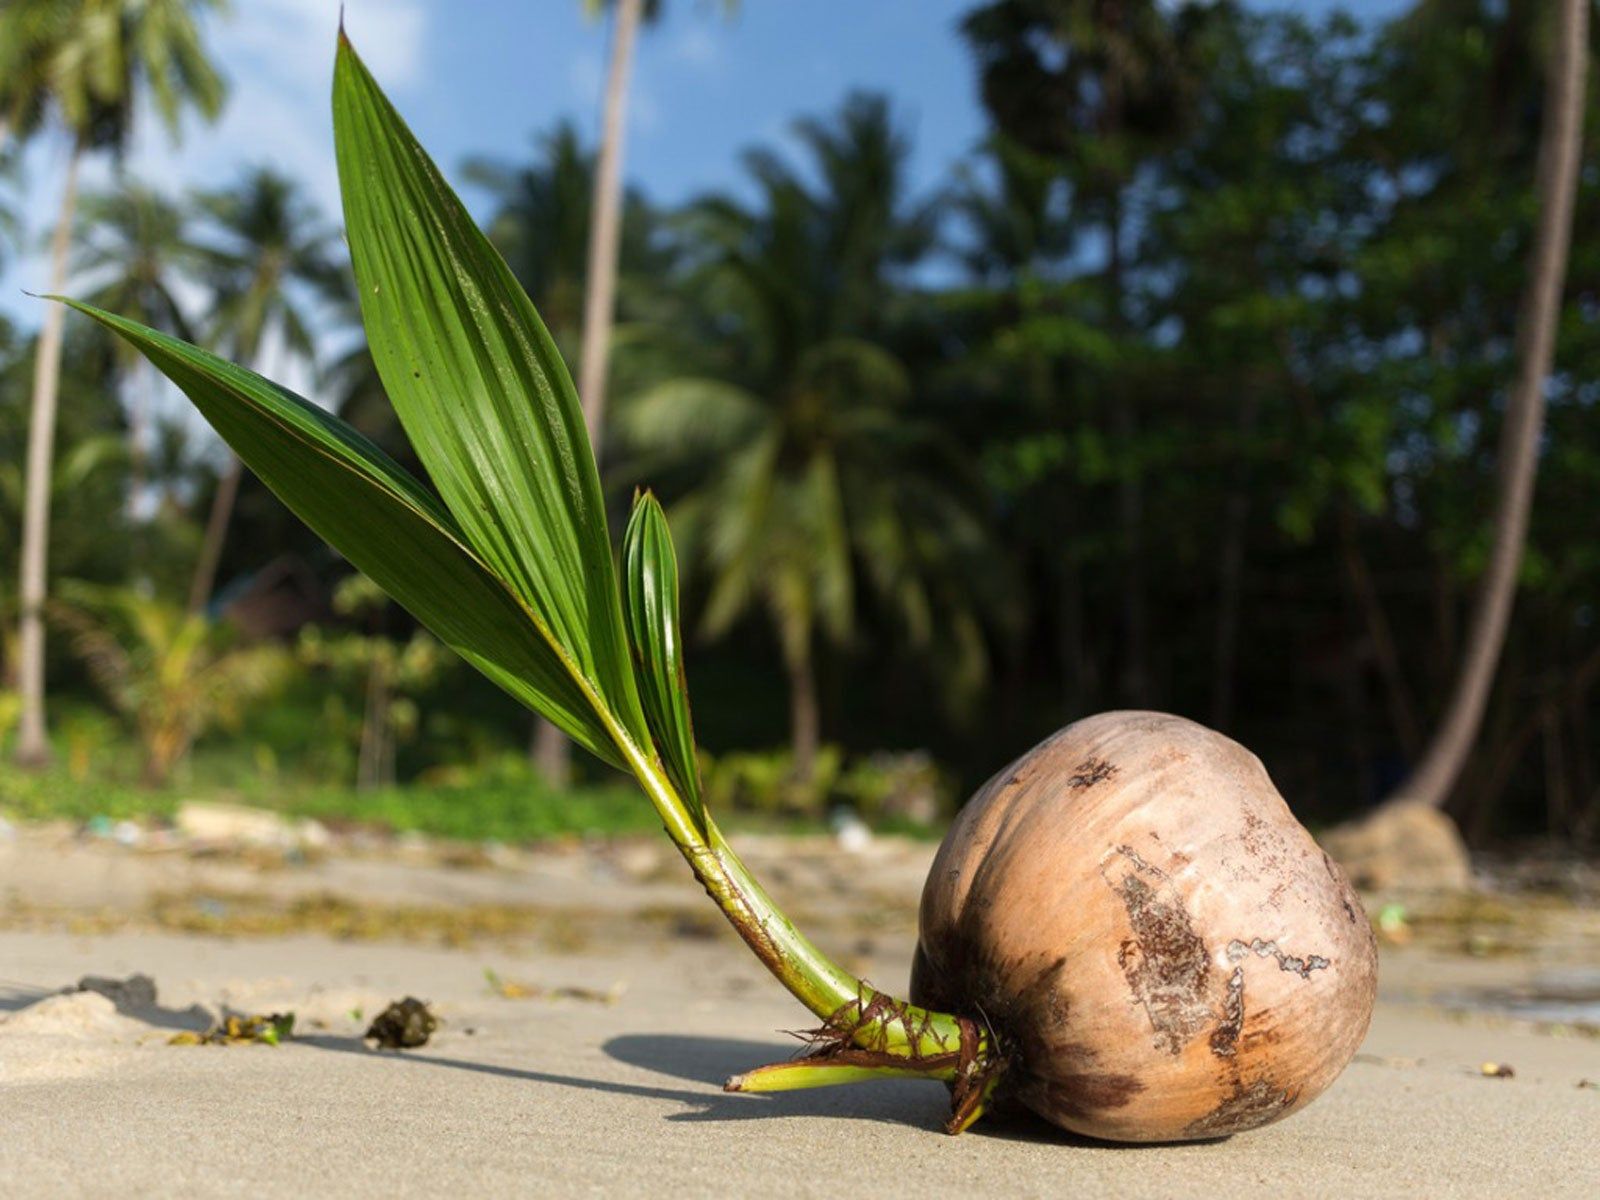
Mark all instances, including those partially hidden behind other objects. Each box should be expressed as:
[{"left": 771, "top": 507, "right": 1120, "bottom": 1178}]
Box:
[{"left": 722, "top": 984, "right": 1005, "bottom": 1134}]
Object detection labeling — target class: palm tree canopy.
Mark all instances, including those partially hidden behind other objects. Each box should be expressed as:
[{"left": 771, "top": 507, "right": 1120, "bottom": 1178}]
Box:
[
  {"left": 191, "top": 166, "right": 338, "bottom": 366},
  {"left": 0, "top": 0, "right": 228, "bottom": 151},
  {"left": 463, "top": 121, "right": 669, "bottom": 336},
  {"left": 75, "top": 180, "right": 199, "bottom": 341},
  {"left": 617, "top": 92, "right": 1006, "bottom": 708}
]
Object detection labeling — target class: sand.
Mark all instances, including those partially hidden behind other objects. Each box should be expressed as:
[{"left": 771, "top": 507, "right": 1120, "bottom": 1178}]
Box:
[{"left": 1, "top": 827, "right": 1597, "bottom": 1197}]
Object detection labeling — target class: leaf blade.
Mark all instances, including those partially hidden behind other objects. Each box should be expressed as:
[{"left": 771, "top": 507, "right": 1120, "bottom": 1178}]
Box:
[
  {"left": 331, "top": 35, "right": 649, "bottom": 752},
  {"left": 622, "top": 492, "right": 704, "bottom": 829},
  {"left": 60, "top": 299, "right": 626, "bottom": 768}
]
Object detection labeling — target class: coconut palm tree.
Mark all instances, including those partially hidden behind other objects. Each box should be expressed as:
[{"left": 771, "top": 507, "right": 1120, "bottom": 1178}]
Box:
[
  {"left": 1386, "top": 0, "right": 1589, "bottom": 810},
  {"left": 52, "top": 582, "right": 286, "bottom": 786},
  {"left": 186, "top": 166, "right": 337, "bottom": 613},
  {"left": 467, "top": 121, "right": 597, "bottom": 344},
  {"left": 521, "top": 0, "right": 737, "bottom": 788},
  {"left": 614, "top": 95, "right": 997, "bottom": 782},
  {"left": 574, "top": 0, "right": 736, "bottom": 445},
  {"left": 8, "top": 0, "right": 226, "bottom": 767},
  {"left": 464, "top": 120, "right": 672, "bottom": 352},
  {"left": 74, "top": 181, "right": 200, "bottom": 507}
]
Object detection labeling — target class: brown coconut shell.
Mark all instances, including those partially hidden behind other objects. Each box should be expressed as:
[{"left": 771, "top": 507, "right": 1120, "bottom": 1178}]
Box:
[{"left": 911, "top": 711, "right": 1377, "bottom": 1143}]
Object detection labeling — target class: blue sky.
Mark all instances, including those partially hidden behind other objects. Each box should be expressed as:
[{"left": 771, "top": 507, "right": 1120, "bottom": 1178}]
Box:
[{"left": 1, "top": 0, "right": 1410, "bottom": 333}]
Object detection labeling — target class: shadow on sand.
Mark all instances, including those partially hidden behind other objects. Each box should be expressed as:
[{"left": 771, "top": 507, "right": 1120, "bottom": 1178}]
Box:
[
  {"left": 295, "top": 1029, "right": 1118, "bottom": 1144},
  {"left": 294, "top": 1031, "right": 947, "bottom": 1129},
  {"left": 0, "top": 980, "right": 211, "bottom": 1031}
]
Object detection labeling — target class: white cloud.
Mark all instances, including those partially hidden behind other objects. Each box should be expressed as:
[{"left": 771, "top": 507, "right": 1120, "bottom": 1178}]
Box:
[
  {"left": 1, "top": 0, "right": 426, "bottom": 325},
  {"left": 0, "top": 0, "right": 426, "bottom": 445}
]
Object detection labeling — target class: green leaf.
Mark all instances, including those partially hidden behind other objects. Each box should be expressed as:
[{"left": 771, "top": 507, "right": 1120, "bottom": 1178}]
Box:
[
  {"left": 331, "top": 35, "right": 649, "bottom": 754},
  {"left": 58, "top": 299, "right": 626, "bottom": 768},
  {"left": 622, "top": 492, "right": 704, "bottom": 830}
]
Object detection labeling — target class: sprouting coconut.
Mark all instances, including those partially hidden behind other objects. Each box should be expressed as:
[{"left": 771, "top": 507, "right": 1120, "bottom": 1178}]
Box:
[
  {"left": 63, "top": 27, "right": 1375, "bottom": 1143},
  {"left": 909, "top": 712, "right": 1376, "bottom": 1141}
]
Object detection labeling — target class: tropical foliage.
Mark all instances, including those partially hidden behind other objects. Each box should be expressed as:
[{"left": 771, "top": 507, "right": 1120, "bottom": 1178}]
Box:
[{"left": 1, "top": 1, "right": 1598, "bottom": 847}]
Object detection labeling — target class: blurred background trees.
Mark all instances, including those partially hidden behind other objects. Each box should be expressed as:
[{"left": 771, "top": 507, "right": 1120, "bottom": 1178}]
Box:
[{"left": 3, "top": 0, "right": 1599, "bottom": 849}]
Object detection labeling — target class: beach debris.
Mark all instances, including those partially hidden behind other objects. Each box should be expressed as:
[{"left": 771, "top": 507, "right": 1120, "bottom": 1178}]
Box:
[
  {"left": 1479, "top": 1061, "right": 1515, "bottom": 1079},
  {"left": 365, "top": 997, "right": 437, "bottom": 1048},
  {"left": 483, "top": 968, "right": 624, "bottom": 1005},
  {"left": 169, "top": 1012, "right": 295, "bottom": 1046},
  {"left": 1375, "top": 902, "right": 1410, "bottom": 944},
  {"left": 1578, "top": 1079, "right": 1598, "bottom": 1091},
  {"left": 67, "top": 973, "right": 157, "bottom": 1013}
]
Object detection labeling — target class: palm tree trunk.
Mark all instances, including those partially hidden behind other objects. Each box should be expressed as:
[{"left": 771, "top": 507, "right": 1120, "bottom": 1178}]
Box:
[
  {"left": 187, "top": 453, "right": 243, "bottom": 614},
  {"left": 14, "top": 143, "right": 82, "bottom": 768},
  {"left": 1385, "top": 0, "right": 1587, "bottom": 810},
  {"left": 579, "top": 0, "right": 642, "bottom": 450},
  {"left": 530, "top": 717, "right": 571, "bottom": 788},
  {"left": 788, "top": 635, "right": 821, "bottom": 786},
  {"left": 532, "top": 0, "right": 644, "bottom": 789}
]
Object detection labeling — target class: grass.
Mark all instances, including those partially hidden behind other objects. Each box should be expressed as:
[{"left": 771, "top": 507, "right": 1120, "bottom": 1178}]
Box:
[
  {"left": 0, "top": 762, "right": 868, "bottom": 844},
  {"left": 271, "top": 779, "right": 658, "bottom": 842},
  {"left": 0, "top": 763, "right": 662, "bottom": 842}
]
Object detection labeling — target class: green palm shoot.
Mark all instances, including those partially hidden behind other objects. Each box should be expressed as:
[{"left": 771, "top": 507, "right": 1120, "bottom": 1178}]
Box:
[{"left": 57, "top": 30, "right": 1001, "bottom": 1132}]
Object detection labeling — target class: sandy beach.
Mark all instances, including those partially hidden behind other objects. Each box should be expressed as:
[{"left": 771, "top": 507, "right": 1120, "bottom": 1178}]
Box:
[{"left": 2, "top": 824, "right": 1597, "bottom": 1198}]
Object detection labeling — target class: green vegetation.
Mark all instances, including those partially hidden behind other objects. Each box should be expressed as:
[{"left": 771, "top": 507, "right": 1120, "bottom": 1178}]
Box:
[
  {"left": 0, "top": 766, "right": 654, "bottom": 842},
  {"left": 0, "top": 0, "right": 1596, "bottom": 851}
]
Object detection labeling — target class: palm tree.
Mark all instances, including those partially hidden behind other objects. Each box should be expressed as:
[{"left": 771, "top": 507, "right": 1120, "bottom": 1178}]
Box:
[
  {"left": 53, "top": 582, "right": 286, "bottom": 786},
  {"left": 467, "top": 121, "right": 598, "bottom": 344},
  {"left": 615, "top": 95, "right": 995, "bottom": 782},
  {"left": 8, "top": 0, "right": 226, "bottom": 767},
  {"left": 528, "top": 0, "right": 736, "bottom": 788},
  {"left": 575, "top": 0, "right": 737, "bottom": 446},
  {"left": 74, "top": 181, "right": 200, "bottom": 508},
  {"left": 187, "top": 166, "right": 337, "bottom": 613},
  {"left": 1386, "top": 0, "right": 1589, "bottom": 810}
]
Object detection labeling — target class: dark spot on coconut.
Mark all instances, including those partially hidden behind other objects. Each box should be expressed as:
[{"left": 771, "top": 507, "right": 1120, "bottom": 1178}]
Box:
[
  {"left": 1209, "top": 966, "right": 1244, "bottom": 1058},
  {"left": 1015, "top": 956, "right": 1071, "bottom": 1031},
  {"left": 1183, "top": 1077, "right": 1298, "bottom": 1138},
  {"left": 1039, "top": 1072, "right": 1147, "bottom": 1121},
  {"left": 1227, "top": 937, "right": 1331, "bottom": 980},
  {"left": 910, "top": 930, "right": 1073, "bottom": 1072},
  {"left": 1242, "top": 1020, "right": 1284, "bottom": 1051},
  {"left": 1067, "top": 757, "right": 1117, "bottom": 789},
  {"left": 1102, "top": 847, "right": 1214, "bottom": 1055}
]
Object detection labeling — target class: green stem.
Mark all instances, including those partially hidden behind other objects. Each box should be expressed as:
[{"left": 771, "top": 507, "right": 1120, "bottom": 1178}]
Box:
[{"left": 611, "top": 725, "right": 988, "bottom": 1079}]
